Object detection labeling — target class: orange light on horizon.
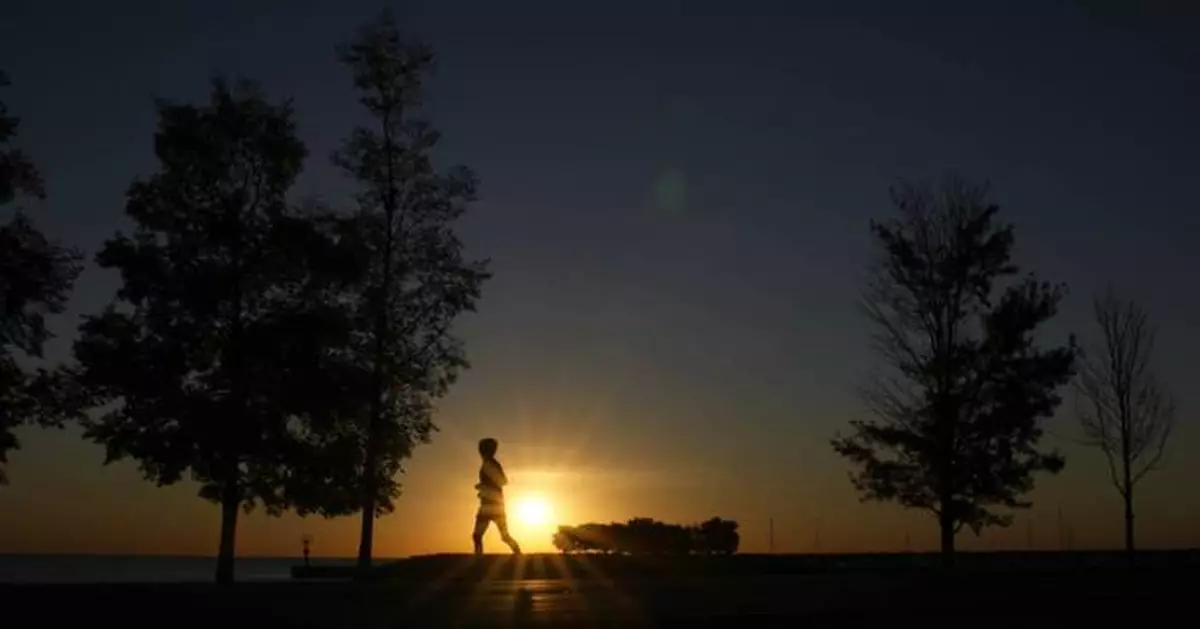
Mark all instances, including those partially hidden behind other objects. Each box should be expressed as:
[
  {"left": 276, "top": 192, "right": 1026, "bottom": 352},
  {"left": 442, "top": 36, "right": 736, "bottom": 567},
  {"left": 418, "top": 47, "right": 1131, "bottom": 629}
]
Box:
[{"left": 508, "top": 492, "right": 558, "bottom": 551}]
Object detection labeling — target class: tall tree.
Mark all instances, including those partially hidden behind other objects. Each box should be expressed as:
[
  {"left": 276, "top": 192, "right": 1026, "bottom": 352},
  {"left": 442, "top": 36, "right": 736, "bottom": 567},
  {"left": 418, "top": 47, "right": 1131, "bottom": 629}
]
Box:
[
  {"left": 72, "top": 79, "right": 330, "bottom": 583},
  {"left": 831, "top": 176, "right": 1076, "bottom": 559},
  {"left": 334, "top": 12, "right": 490, "bottom": 569},
  {"left": 0, "top": 71, "right": 82, "bottom": 484},
  {"left": 1075, "top": 289, "right": 1174, "bottom": 554}
]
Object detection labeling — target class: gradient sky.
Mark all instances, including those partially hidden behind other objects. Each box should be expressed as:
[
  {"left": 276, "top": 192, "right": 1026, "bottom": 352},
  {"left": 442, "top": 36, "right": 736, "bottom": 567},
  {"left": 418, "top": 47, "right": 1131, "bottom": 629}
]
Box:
[{"left": 1, "top": 0, "right": 1197, "bottom": 557}]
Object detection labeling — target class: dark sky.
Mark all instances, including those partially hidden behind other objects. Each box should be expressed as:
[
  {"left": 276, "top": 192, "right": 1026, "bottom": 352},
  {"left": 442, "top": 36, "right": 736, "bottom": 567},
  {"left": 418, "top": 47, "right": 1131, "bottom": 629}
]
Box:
[{"left": 1, "top": 0, "right": 1197, "bottom": 556}]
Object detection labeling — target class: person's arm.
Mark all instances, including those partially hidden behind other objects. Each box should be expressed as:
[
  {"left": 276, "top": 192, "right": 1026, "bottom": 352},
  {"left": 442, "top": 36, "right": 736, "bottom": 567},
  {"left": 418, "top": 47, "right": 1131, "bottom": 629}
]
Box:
[{"left": 487, "top": 460, "right": 508, "bottom": 487}]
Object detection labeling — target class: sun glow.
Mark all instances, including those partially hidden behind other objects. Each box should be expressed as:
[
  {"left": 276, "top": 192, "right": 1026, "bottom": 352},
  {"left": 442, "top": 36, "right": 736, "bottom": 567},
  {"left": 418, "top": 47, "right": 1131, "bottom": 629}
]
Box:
[{"left": 512, "top": 493, "right": 555, "bottom": 530}]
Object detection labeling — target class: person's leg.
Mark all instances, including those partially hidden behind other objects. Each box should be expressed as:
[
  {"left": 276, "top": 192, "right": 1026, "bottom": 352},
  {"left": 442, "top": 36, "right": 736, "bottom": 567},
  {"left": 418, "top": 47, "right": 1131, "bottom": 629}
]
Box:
[
  {"left": 472, "top": 513, "right": 490, "bottom": 555},
  {"left": 494, "top": 515, "right": 522, "bottom": 554}
]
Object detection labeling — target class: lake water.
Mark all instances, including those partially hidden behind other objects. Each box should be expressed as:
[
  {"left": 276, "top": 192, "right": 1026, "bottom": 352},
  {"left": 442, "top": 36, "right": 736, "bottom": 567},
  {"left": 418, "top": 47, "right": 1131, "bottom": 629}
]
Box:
[{"left": 0, "top": 554, "right": 359, "bottom": 583}]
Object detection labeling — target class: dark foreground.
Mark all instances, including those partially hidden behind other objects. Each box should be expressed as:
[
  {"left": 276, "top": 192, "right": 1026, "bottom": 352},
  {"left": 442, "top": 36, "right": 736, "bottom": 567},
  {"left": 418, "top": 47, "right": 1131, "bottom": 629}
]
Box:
[{"left": 2, "top": 552, "right": 1196, "bottom": 628}]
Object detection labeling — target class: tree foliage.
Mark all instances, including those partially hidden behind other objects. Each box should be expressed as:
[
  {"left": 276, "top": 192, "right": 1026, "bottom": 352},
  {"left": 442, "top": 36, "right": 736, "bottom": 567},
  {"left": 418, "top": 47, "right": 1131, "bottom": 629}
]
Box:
[
  {"left": 831, "top": 176, "right": 1076, "bottom": 554},
  {"left": 0, "top": 71, "right": 83, "bottom": 484},
  {"left": 0, "top": 73, "right": 45, "bottom": 205},
  {"left": 1075, "top": 288, "right": 1174, "bottom": 553},
  {"left": 71, "top": 79, "right": 346, "bottom": 582},
  {"left": 552, "top": 517, "right": 740, "bottom": 555},
  {"left": 330, "top": 12, "right": 491, "bottom": 567}
]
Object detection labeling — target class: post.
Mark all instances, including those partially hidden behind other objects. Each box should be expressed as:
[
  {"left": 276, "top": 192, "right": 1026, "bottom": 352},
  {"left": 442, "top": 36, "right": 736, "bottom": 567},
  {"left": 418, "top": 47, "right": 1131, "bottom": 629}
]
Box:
[{"left": 1057, "top": 506, "right": 1064, "bottom": 550}]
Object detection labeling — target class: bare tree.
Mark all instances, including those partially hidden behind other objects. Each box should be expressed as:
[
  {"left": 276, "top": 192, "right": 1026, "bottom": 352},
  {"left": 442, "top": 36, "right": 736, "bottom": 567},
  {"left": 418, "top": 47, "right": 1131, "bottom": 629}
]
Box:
[{"left": 1075, "top": 289, "right": 1174, "bottom": 554}]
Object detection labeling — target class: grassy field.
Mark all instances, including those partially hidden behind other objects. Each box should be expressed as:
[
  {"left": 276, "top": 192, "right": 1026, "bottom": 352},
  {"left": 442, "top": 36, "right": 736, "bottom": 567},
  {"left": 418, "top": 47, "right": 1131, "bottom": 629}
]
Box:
[{"left": 2, "top": 551, "right": 1196, "bottom": 628}]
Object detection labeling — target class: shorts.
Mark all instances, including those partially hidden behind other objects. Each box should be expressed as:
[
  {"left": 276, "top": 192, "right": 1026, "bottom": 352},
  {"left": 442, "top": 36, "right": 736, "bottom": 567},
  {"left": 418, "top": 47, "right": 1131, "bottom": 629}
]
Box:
[{"left": 476, "top": 500, "right": 506, "bottom": 522}]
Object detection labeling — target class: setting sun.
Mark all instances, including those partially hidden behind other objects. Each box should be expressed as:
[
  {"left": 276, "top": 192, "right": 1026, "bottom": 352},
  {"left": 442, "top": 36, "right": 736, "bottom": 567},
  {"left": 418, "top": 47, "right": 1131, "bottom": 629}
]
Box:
[{"left": 512, "top": 494, "right": 555, "bottom": 529}]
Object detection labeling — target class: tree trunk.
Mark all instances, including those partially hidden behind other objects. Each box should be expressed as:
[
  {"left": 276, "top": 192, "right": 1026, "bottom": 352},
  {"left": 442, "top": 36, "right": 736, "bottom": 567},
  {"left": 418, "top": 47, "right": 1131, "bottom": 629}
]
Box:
[
  {"left": 356, "top": 428, "right": 379, "bottom": 572},
  {"left": 1123, "top": 487, "right": 1135, "bottom": 555},
  {"left": 215, "top": 474, "right": 240, "bottom": 584},
  {"left": 935, "top": 392, "right": 956, "bottom": 566},
  {"left": 356, "top": 501, "right": 375, "bottom": 572},
  {"left": 357, "top": 242, "right": 391, "bottom": 572},
  {"left": 355, "top": 92, "right": 399, "bottom": 577},
  {"left": 939, "top": 512, "right": 956, "bottom": 563},
  {"left": 1122, "top": 429, "right": 1135, "bottom": 556},
  {"left": 356, "top": 472, "right": 376, "bottom": 572}
]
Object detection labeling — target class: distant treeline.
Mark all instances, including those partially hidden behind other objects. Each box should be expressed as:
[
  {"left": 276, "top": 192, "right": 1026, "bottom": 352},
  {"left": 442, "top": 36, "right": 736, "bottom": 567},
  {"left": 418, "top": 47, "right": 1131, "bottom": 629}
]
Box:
[{"left": 552, "top": 517, "right": 739, "bottom": 555}]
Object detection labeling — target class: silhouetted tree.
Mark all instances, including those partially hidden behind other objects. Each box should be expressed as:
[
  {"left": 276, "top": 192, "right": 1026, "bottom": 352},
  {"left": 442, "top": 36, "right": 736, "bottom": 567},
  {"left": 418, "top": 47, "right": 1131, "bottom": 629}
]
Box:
[
  {"left": 1075, "top": 289, "right": 1174, "bottom": 554},
  {"left": 333, "top": 12, "right": 490, "bottom": 570},
  {"left": 71, "top": 79, "right": 335, "bottom": 583},
  {"left": 561, "top": 522, "right": 619, "bottom": 553},
  {"left": 831, "top": 176, "right": 1076, "bottom": 560},
  {"left": 552, "top": 526, "right": 581, "bottom": 553},
  {"left": 693, "top": 517, "right": 740, "bottom": 555},
  {"left": 0, "top": 71, "right": 82, "bottom": 484}
]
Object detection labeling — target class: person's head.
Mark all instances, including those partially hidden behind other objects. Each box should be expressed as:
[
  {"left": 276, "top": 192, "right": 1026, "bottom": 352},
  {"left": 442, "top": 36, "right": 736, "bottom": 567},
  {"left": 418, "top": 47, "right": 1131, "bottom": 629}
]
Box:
[{"left": 478, "top": 438, "right": 499, "bottom": 459}]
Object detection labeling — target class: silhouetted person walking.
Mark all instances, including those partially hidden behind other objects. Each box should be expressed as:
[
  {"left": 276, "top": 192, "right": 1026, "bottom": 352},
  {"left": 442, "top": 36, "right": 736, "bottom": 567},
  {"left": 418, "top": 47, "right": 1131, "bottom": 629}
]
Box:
[{"left": 472, "top": 438, "right": 521, "bottom": 555}]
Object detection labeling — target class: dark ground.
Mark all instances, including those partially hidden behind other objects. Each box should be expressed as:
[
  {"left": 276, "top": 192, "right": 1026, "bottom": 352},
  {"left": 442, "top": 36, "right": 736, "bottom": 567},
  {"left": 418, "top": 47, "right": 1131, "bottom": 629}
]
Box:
[{"left": 2, "top": 551, "right": 1196, "bottom": 628}]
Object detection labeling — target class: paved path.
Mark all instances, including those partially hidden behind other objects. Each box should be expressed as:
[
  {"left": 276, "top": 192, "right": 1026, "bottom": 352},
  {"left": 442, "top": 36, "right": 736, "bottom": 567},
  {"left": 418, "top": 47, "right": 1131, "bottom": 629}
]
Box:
[
  {"left": 1, "top": 571, "right": 1190, "bottom": 628},
  {"left": 392, "top": 572, "right": 1190, "bottom": 628},
  {"left": 394, "top": 576, "right": 866, "bottom": 627}
]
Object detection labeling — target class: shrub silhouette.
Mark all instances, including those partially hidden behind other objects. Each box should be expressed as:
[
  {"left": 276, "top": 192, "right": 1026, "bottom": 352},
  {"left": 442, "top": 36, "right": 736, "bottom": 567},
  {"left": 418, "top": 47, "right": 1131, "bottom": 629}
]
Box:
[{"left": 552, "top": 517, "right": 739, "bottom": 555}]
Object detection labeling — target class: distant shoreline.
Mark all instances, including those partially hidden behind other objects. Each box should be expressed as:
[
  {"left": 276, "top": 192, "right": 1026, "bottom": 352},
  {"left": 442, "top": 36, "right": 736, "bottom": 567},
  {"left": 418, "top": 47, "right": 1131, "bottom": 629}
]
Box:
[{"left": 0, "top": 552, "right": 374, "bottom": 560}]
